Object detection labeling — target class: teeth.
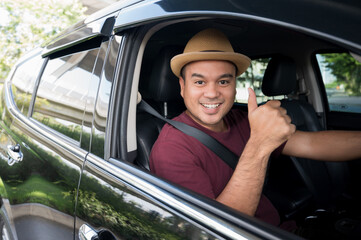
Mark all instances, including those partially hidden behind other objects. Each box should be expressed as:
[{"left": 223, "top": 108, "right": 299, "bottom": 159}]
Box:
[{"left": 202, "top": 103, "right": 220, "bottom": 109}]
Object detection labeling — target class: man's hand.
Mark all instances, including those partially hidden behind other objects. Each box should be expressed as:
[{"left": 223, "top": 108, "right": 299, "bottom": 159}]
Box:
[
  {"left": 247, "top": 88, "right": 295, "bottom": 154},
  {"left": 216, "top": 88, "right": 295, "bottom": 216}
]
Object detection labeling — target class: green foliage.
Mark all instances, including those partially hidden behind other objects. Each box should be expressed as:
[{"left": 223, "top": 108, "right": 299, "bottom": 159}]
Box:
[
  {"left": 0, "top": 0, "right": 87, "bottom": 80},
  {"left": 3, "top": 175, "right": 74, "bottom": 212},
  {"left": 325, "top": 81, "right": 339, "bottom": 89},
  {"left": 322, "top": 53, "right": 361, "bottom": 96}
]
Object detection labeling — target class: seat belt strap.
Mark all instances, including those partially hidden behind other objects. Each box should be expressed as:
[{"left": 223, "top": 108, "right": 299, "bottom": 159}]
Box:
[{"left": 138, "top": 100, "right": 239, "bottom": 169}]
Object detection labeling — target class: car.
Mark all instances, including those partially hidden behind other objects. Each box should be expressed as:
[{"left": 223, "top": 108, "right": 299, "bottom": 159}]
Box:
[{"left": 0, "top": 0, "right": 360, "bottom": 239}]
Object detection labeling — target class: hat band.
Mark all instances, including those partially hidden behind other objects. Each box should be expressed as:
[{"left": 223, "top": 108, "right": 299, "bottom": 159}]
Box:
[{"left": 200, "top": 50, "right": 225, "bottom": 52}]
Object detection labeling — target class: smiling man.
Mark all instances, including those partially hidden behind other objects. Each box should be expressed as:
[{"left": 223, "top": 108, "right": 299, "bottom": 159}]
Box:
[
  {"left": 149, "top": 28, "right": 361, "bottom": 230},
  {"left": 179, "top": 60, "right": 237, "bottom": 132}
]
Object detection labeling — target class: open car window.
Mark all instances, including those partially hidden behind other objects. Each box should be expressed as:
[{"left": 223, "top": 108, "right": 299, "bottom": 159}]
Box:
[{"left": 316, "top": 52, "right": 361, "bottom": 113}]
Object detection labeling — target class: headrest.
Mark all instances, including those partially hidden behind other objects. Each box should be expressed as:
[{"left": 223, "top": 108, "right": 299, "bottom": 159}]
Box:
[
  {"left": 145, "top": 46, "right": 183, "bottom": 102},
  {"left": 262, "top": 56, "right": 297, "bottom": 97}
]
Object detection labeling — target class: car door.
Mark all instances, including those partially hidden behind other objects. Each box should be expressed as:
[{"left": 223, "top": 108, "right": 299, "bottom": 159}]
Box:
[
  {"left": 0, "top": 49, "right": 47, "bottom": 239},
  {"left": 74, "top": 24, "right": 302, "bottom": 239},
  {"left": 75, "top": 30, "right": 243, "bottom": 239},
  {"left": 0, "top": 35, "right": 103, "bottom": 240}
]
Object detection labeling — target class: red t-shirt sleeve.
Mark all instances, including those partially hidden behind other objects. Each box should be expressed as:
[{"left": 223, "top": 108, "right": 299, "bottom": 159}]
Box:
[{"left": 150, "top": 138, "right": 216, "bottom": 198}]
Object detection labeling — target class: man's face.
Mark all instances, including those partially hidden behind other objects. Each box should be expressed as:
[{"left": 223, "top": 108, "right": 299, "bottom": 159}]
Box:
[{"left": 179, "top": 60, "right": 237, "bottom": 132}]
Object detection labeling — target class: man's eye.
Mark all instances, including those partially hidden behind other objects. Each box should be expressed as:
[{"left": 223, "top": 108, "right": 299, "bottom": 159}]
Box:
[
  {"left": 219, "top": 80, "right": 229, "bottom": 85},
  {"left": 195, "top": 80, "right": 205, "bottom": 85}
]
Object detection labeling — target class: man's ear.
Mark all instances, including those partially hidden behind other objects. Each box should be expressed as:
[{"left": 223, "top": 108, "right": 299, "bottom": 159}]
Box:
[{"left": 179, "top": 77, "right": 185, "bottom": 98}]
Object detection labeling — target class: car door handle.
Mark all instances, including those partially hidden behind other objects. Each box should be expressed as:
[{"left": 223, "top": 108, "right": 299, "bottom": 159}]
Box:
[
  {"left": 79, "top": 224, "right": 98, "bottom": 240},
  {"left": 7, "top": 144, "right": 23, "bottom": 166}
]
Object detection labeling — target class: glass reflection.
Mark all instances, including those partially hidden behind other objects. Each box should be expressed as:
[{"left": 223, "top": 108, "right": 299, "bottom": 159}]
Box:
[
  {"left": 32, "top": 49, "right": 99, "bottom": 143},
  {"left": 91, "top": 35, "right": 122, "bottom": 158},
  {"left": 78, "top": 160, "right": 218, "bottom": 240},
  {"left": 81, "top": 40, "right": 110, "bottom": 152},
  {"left": 0, "top": 114, "right": 83, "bottom": 220}
]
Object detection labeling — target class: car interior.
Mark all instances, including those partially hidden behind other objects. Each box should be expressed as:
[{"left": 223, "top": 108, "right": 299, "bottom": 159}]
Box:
[{"left": 133, "top": 17, "right": 361, "bottom": 238}]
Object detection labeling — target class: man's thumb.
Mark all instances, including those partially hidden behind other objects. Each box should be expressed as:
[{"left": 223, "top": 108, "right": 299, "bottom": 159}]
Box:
[{"left": 248, "top": 88, "right": 258, "bottom": 113}]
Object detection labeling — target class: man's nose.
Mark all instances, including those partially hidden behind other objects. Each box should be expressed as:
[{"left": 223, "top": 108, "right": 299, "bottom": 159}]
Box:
[{"left": 203, "top": 83, "right": 220, "bottom": 98}]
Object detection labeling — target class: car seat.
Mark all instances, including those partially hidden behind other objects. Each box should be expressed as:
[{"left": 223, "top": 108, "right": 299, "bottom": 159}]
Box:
[
  {"left": 136, "top": 46, "right": 185, "bottom": 170},
  {"left": 261, "top": 55, "right": 351, "bottom": 214}
]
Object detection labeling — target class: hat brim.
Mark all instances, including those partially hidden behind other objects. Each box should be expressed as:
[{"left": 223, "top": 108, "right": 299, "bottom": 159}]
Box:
[{"left": 171, "top": 52, "right": 251, "bottom": 77}]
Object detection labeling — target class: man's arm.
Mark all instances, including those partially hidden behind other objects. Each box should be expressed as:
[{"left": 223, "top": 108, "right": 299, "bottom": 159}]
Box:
[
  {"left": 216, "top": 88, "right": 296, "bottom": 216},
  {"left": 216, "top": 138, "right": 273, "bottom": 216},
  {"left": 283, "top": 130, "right": 361, "bottom": 161}
]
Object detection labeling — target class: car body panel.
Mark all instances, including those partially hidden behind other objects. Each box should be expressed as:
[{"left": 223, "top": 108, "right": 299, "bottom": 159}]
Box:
[
  {"left": 0, "top": 80, "right": 85, "bottom": 239},
  {"left": 78, "top": 155, "right": 228, "bottom": 239},
  {"left": 0, "top": 36, "right": 100, "bottom": 239}
]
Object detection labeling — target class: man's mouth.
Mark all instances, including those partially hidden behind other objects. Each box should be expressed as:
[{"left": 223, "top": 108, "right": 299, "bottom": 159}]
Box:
[{"left": 201, "top": 103, "right": 221, "bottom": 109}]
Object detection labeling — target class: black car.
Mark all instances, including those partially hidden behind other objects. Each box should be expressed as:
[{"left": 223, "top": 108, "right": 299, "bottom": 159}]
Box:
[{"left": 1, "top": 0, "right": 361, "bottom": 239}]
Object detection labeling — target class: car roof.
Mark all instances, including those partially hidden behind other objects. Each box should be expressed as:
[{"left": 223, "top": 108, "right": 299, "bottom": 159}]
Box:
[
  {"left": 43, "top": 0, "right": 361, "bottom": 58},
  {"left": 112, "top": 0, "right": 360, "bottom": 49}
]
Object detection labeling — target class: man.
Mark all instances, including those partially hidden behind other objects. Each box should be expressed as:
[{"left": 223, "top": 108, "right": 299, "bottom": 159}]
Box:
[{"left": 149, "top": 28, "right": 361, "bottom": 229}]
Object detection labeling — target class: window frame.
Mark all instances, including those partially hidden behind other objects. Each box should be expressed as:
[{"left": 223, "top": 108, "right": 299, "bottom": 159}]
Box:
[
  {"left": 107, "top": 22, "right": 299, "bottom": 239},
  {"left": 9, "top": 49, "right": 46, "bottom": 116},
  {"left": 27, "top": 35, "right": 113, "bottom": 147}
]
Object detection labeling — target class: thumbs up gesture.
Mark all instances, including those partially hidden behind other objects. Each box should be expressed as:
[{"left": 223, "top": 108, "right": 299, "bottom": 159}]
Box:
[
  {"left": 247, "top": 88, "right": 295, "bottom": 153},
  {"left": 247, "top": 88, "right": 260, "bottom": 114}
]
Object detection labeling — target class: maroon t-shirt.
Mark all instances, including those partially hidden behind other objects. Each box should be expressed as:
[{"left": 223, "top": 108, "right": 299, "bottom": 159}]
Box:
[{"left": 150, "top": 109, "right": 293, "bottom": 229}]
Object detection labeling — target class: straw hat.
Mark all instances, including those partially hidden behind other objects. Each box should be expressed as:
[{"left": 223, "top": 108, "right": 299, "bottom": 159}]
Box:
[{"left": 170, "top": 28, "right": 251, "bottom": 77}]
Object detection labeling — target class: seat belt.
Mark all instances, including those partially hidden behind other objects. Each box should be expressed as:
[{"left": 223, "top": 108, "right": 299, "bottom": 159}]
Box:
[{"left": 138, "top": 100, "right": 239, "bottom": 169}]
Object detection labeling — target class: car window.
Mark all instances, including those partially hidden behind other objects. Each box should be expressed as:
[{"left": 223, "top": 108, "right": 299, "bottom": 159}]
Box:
[
  {"left": 79, "top": 41, "right": 110, "bottom": 153},
  {"left": 316, "top": 52, "right": 361, "bottom": 113},
  {"left": 11, "top": 51, "right": 45, "bottom": 116},
  {"left": 235, "top": 57, "right": 284, "bottom": 104},
  {"left": 90, "top": 35, "right": 123, "bottom": 158},
  {"left": 32, "top": 49, "right": 99, "bottom": 143}
]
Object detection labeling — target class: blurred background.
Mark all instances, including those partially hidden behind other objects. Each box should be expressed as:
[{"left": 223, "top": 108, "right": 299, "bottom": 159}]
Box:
[{"left": 0, "top": 0, "right": 117, "bottom": 81}]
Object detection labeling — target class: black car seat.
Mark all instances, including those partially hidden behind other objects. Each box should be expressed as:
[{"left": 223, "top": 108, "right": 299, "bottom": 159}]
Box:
[
  {"left": 136, "top": 46, "right": 185, "bottom": 170},
  {"left": 261, "top": 56, "right": 351, "bottom": 214}
]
